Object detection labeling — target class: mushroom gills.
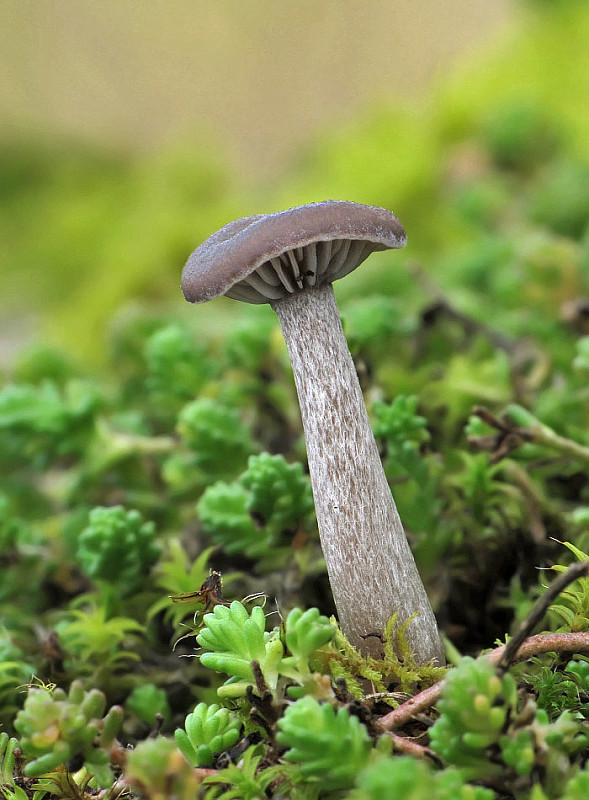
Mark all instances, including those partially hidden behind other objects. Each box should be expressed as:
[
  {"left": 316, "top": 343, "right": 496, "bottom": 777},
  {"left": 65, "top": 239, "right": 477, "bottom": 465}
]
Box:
[
  {"left": 327, "top": 240, "right": 374, "bottom": 282},
  {"left": 224, "top": 237, "right": 383, "bottom": 304}
]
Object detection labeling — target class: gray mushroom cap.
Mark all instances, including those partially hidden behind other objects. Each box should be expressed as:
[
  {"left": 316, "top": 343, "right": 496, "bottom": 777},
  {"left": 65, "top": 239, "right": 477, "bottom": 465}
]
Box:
[{"left": 181, "top": 200, "right": 407, "bottom": 305}]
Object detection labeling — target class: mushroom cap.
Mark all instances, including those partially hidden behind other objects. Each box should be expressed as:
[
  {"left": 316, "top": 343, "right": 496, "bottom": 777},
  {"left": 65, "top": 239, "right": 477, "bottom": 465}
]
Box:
[{"left": 181, "top": 200, "right": 406, "bottom": 304}]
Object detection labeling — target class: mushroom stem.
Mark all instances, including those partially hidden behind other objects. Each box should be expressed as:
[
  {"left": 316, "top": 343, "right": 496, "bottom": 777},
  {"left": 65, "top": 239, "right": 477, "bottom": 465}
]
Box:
[{"left": 271, "top": 283, "right": 444, "bottom": 664}]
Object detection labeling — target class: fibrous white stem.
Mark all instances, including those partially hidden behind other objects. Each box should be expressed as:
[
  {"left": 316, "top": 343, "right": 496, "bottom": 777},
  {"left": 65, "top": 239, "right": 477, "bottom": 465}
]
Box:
[{"left": 272, "top": 283, "right": 444, "bottom": 664}]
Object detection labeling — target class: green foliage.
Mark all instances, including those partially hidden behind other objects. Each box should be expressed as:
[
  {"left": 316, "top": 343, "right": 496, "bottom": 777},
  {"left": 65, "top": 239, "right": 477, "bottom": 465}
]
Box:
[
  {"left": 201, "top": 745, "right": 279, "bottom": 800},
  {"left": 2, "top": 786, "right": 29, "bottom": 800},
  {"left": 561, "top": 767, "right": 589, "bottom": 800},
  {"left": 76, "top": 505, "right": 160, "bottom": 592},
  {"left": 453, "top": 452, "right": 510, "bottom": 528},
  {"left": 430, "top": 655, "right": 589, "bottom": 787},
  {"left": 197, "top": 452, "right": 314, "bottom": 559},
  {"left": 344, "top": 295, "right": 415, "bottom": 351},
  {"left": 276, "top": 695, "right": 371, "bottom": 791},
  {"left": 531, "top": 160, "right": 589, "bottom": 239},
  {"left": 0, "top": 380, "right": 101, "bottom": 465},
  {"left": 565, "top": 657, "right": 589, "bottom": 692},
  {"left": 144, "top": 324, "right": 208, "bottom": 396},
  {"left": 355, "top": 757, "right": 494, "bottom": 800},
  {"left": 126, "top": 684, "right": 171, "bottom": 725},
  {"left": 148, "top": 541, "right": 218, "bottom": 630},
  {"left": 13, "top": 681, "right": 122, "bottom": 785},
  {"left": 241, "top": 453, "right": 314, "bottom": 534},
  {"left": 0, "top": 496, "right": 47, "bottom": 609},
  {"left": 0, "top": 733, "right": 19, "bottom": 789},
  {"left": 177, "top": 399, "right": 253, "bottom": 465},
  {"left": 373, "top": 395, "right": 442, "bottom": 543},
  {"left": 429, "top": 655, "right": 517, "bottom": 776},
  {"left": 196, "top": 602, "right": 350, "bottom": 702},
  {"left": 2, "top": 3, "right": 589, "bottom": 795},
  {"left": 194, "top": 599, "right": 441, "bottom": 708},
  {"left": 125, "top": 735, "right": 204, "bottom": 798},
  {"left": 550, "top": 542, "right": 589, "bottom": 631},
  {"left": 573, "top": 337, "right": 589, "bottom": 373},
  {"left": 282, "top": 607, "right": 335, "bottom": 677},
  {"left": 314, "top": 612, "right": 445, "bottom": 699},
  {"left": 0, "top": 644, "right": 35, "bottom": 724},
  {"left": 197, "top": 482, "right": 262, "bottom": 557},
  {"left": 537, "top": 666, "right": 581, "bottom": 719},
  {"left": 143, "top": 324, "right": 213, "bottom": 424},
  {"left": 175, "top": 702, "right": 241, "bottom": 767},
  {"left": 499, "top": 728, "right": 536, "bottom": 777},
  {"left": 171, "top": 398, "right": 255, "bottom": 485},
  {"left": 222, "top": 314, "right": 278, "bottom": 372},
  {"left": 522, "top": 657, "right": 588, "bottom": 720},
  {"left": 12, "top": 345, "right": 78, "bottom": 387},
  {"left": 196, "top": 601, "right": 283, "bottom": 697},
  {"left": 55, "top": 604, "right": 144, "bottom": 677},
  {"left": 373, "top": 395, "right": 430, "bottom": 450},
  {"left": 482, "top": 98, "right": 562, "bottom": 173}
]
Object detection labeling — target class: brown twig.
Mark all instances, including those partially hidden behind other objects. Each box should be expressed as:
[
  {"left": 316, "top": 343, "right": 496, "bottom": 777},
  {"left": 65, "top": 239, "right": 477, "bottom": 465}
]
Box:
[
  {"left": 389, "top": 732, "right": 441, "bottom": 764},
  {"left": 496, "top": 561, "right": 589, "bottom": 674},
  {"left": 378, "top": 630, "right": 589, "bottom": 732},
  {"left": 380, "top": 560, "right": 589, "bottom": 730},
  {"left": 468, "top": 406, "right": 533, "bottom": 463},
  {"left": 470, "top": 406, "right": 589, "bottom": 466}
]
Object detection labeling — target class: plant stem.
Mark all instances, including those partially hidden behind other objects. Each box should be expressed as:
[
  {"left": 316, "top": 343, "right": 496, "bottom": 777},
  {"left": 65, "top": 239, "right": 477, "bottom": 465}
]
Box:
[
  {"left": 531, "top": 422, "right": 589, "bottom": 464},
  {"left": 390, "top": 733, "right": 439, "bottom": 762},
  {"left": 272, "top": 284, "right": 443, "bottom": 664},
  {"left": 379, "top": 630, "right": 589, "bottom": 731}
]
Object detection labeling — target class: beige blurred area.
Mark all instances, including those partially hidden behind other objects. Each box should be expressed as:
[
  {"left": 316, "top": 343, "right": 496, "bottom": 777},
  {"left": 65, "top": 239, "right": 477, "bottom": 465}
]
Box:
[{"left": 1, "top": 0, "right": 512, "bottom": 182}]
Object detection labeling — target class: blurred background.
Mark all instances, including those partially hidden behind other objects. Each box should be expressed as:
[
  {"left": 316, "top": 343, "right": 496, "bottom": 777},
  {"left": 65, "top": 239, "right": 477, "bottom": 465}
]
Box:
[{"left": 1, "top": 0, "right": 588, "bottom": 365}]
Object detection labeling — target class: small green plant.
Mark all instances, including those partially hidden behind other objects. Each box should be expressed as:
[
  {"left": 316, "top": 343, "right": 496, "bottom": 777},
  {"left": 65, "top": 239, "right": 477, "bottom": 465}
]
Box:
[
  {"left": 561, "top": 767, "right": 589, "bottom": 800},
  {"left": 76, "top": 505, "right": 160, "bottom": 592},
  {"left": 195, "top": 600, "right": 347, "bottom": 703},
  {"left": 355, "top": 756, "right": 495, "bottom": 800},
  {"left": 175, "top": 702, "right": 241, "bottom": 767},
  {"left": 315, "top": 612, "right": 445, "bottom": 698},
  {"left": 0, "top": 379, "right": 101, "bottom": 466},
  {"left": 13, "top": 681, "right": 122, "bottom": 785},
  {"left": 176, "top": 399, "right": 255, "bottom": 479},
  {"left": 276, "top": 695, "right": 371, "bottom": 791},
  {"left": 565, "top": 657, "right": 589, "bottom": 693},
  {"left": 201, "top": 745, "right": 279, "bottom": 800},
  {"left": 55, "top": 604, "right": 144, "bottom": 678},
  {"left": 573, "top": 337, "right": 589, "bottom": 373},
  {"left": 281, "top": 607, "right": 335, "bottom": 678},
  {"left": 429, "top": 655, "right": 518, "bottom": 777},
  {"left": 148, "top": 542, "right": 221, "bottom": 632},
  {"left": 197, "top": 452, "right": 314, "bottom": 559},
  {"left": 0, "top": 496, "right": 47, "bottom": 610},
  {"left": 197, "top": 483, "right": 261, "bottom": 556},
  {"left": 143, "top": 323, "right": 213, "bottom": 422},
  {"left": 0, "top": 732, "right": 19, "bottom": 789},
  {"left": 126, "top": 683, "right": 171, "bottom": 726},
  {"left": 550, "top": 542, "right": 589, "bottom": 631},
  {"left": 196, "top": 601, "right": 283, "bottom": 697},
  {"left": 125, "top": 735, "right": 204, "bottom": 799},
  {"left": 372, "top": 395, "right": 442, "bottom": 540},
  {"left": 430, "top": 653, "right": 589, "bottom": 787}
]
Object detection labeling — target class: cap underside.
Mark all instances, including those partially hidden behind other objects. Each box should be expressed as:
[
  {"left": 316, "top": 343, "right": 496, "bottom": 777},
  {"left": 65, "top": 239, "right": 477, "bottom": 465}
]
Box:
[
  {"left": 224, "top": 238, "right": 383, "bottom": 303},
  {"left": 182, "top": 201, "right": 406, "bottom": 305}
]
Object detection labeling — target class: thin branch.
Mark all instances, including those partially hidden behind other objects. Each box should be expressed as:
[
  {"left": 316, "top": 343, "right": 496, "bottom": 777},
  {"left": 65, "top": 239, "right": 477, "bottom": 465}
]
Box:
[
  {"left": 469, "top": 406, "right": 589, "bottom": 466},
  {"left": 531, "top": 421, "right": 589, "bottom": 465},
  {"left": 389, "top": 732, "right": 441, "bottom": 764},
  {"left": 378, "top": 631, "right": 589, "bottom": 732},
  {"left": 496, "top": 561, "right": 589, "bottom": 674}
]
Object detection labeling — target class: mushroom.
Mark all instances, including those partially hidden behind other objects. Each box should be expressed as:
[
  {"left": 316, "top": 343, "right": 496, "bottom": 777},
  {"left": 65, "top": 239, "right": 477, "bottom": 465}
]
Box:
[{"left": 182, "top": 201, "right": 444, "bottom": 664}]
